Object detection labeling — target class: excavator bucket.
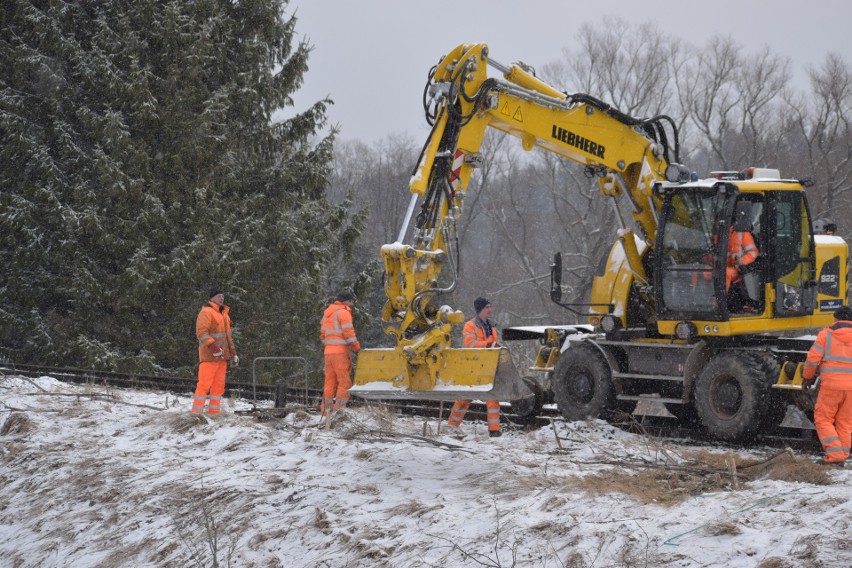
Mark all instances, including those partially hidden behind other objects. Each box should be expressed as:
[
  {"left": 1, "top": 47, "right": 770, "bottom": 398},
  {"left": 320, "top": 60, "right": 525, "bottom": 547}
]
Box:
[{"left": 349, "top": 347, "right": 532, "bottom": 402}]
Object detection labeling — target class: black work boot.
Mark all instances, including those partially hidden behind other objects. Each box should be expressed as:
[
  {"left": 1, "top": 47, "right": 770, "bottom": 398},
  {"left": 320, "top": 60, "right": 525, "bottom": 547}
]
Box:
[{"left": 489, "top": 430, "right": 502, "bottom": 438}]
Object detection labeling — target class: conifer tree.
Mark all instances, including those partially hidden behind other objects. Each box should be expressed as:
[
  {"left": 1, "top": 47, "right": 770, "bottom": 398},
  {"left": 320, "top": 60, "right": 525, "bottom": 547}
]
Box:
[{"left": 0, "top": 1, "right": 360, "bottom": 377}]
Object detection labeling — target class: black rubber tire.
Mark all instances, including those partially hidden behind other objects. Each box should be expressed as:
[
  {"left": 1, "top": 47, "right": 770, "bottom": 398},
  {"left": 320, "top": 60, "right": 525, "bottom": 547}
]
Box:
[
  {"left": 552, "top": 344, "right": 616, "bottom": 421},
  {"left": 694, "top": 351, "right": 784, "bottom": 441},
  {"left": 509, "top": 377, "right": 545, "bottom": 425}
]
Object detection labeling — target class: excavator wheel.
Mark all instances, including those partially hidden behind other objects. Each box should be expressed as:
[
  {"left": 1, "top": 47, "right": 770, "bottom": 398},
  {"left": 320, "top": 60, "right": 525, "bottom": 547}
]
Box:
[
  {"left": 551, "top": 343, "right": 616, "bottom": 421},
  {"left": 509, "top": 376, "right": 545, "bottom": 425},
  {"left": 694, "top": 351, "right": 784, "bottom": 441}
]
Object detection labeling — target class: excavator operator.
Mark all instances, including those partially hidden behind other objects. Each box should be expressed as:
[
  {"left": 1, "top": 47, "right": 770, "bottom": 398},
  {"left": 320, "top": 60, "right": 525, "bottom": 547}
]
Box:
[{"left": 726, "top": 201, "right": 759, "bottom": 312}]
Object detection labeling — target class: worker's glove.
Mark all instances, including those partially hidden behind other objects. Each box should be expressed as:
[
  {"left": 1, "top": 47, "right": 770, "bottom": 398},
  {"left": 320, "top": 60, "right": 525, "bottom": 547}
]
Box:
[
  {"left": 209, "top": 344, "right": 224, "bottom": 358},
  {"left": 801, "top": 377, "right": 815, "bottom": 390},
  {"left": 230, "top": 354, "right": 240, "bottom": 368}
]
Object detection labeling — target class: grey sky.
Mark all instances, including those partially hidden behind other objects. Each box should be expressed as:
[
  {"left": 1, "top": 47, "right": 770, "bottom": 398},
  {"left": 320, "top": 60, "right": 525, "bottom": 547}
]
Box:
[{"left": 287, "top": 0, "right": 852, "bottom": 143}]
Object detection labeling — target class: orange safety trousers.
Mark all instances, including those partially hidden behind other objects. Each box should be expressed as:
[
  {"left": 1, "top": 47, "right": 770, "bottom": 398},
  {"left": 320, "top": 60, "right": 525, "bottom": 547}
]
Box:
[
  {"left": 447, "top": 399, "right": 501, "bottom": 432},
  {"left": 322, "top": 352, "right": 352, "bottom": 417},
  {"left": 193, "top": 361, "right": 227, "bottom": 414},
  {"left": 813, "top": 387, "right": 852, "bottom": 463}
]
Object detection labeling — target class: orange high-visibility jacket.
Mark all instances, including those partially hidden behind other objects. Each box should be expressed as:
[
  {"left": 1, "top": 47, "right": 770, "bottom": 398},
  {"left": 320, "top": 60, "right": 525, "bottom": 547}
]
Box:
[
  {"left": 462, "top": 317, "right": 498, "bottom": 348},
  {"left": 727, "top": 229, "right": 758, "bottom": 270},
  {"left": 321, "top": 301, "right": 360, "bottom": 354},
  {"left": 196, "top": 302, "right": 235, "bottom": 362},
  {"left": 803, "top": 320, "right": 852, "bottom": 390}
]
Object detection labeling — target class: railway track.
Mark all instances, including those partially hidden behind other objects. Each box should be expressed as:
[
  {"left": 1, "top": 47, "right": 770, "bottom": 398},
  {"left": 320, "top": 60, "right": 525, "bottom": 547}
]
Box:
[{"left": 0, "top": 362, "right": 820, "bottom": 452}]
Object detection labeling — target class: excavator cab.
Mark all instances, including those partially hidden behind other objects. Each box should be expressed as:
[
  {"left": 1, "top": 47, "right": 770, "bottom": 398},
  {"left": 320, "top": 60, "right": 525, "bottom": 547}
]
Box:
[{"left": 654, "top": 172, "right": 828, "bottom": 331}]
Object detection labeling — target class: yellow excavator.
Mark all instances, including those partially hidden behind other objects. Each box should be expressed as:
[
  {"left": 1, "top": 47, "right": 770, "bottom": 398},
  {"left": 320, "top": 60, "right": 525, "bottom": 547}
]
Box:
[{"left": 349, "top": 43, "right": 848, "bottom": 441}]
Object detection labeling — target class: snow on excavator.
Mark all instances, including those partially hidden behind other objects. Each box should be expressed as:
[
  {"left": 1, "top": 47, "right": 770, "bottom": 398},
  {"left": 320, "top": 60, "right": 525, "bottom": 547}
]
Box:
[{"left": 350, "top": 43, "right": 848, "bottom": 441}]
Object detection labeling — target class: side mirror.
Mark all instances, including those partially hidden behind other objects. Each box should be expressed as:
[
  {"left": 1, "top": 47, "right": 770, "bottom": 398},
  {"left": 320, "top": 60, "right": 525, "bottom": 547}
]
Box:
[{"left": 550, "top": 252, "right": 562, "bottom": 303}]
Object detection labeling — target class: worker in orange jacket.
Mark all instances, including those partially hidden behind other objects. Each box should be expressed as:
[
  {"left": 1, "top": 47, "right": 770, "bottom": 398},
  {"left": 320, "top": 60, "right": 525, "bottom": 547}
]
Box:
[
  {"left": 691, "top": 224, "right": 758, "bottom": 293},
  {"left": 447, "top": 297, "right": 502, "bottom": 438},
  {"left": 802, "top": 305, "right": 852, "bottom": 466},
  {"left": 194, "top": 288, "right": 238, "bottom": 414},
  {"left": 726, "top": 227, "right": 758, "bottom": 290},
  {"left": 320, "top": 291, "right": 360, "bottom": 420}
]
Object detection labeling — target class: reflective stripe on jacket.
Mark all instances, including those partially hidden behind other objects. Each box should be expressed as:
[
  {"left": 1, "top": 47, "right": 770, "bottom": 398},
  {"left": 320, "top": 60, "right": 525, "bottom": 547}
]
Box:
[
  {"left": 462, "top": 317, "right": 498, "bottom": 348},
  {"left": 196, "top": 302, "right": 235, "bottom": 362},
  {"left": 725, "top": 229, "right": 758, "bottom": 288},
  {"left": 321, "top": 301, "right": 360, "bottom": 354},
  {"left": 803, "top": 320, "right": 852, "bottom": 390},
  {"left": 727, "top": 229, "right": 758, "bottom": 269}
]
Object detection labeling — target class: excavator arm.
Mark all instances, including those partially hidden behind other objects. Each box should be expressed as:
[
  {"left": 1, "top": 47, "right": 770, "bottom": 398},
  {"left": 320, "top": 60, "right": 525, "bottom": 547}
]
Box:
[{"left": 351, "top": 43, "right": 685, "bottom": 402}]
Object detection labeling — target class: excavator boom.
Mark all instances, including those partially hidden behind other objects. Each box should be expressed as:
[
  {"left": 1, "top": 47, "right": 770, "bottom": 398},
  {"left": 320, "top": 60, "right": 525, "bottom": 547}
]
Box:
[{"left": 350, "top": 43, "right": 683, "bottom": 402}]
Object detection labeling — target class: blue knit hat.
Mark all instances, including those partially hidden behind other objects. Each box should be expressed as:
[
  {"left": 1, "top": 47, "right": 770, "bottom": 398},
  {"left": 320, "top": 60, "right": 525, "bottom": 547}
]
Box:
[{"left": 473, "top": 297, "right": 490, "bottom": 314}]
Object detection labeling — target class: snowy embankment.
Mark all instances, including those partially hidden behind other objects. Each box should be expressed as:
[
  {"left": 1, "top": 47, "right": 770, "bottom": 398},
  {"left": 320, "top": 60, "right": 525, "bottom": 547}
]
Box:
[{"left": 1, "top": 376, "right": 850, "bottom": 567}]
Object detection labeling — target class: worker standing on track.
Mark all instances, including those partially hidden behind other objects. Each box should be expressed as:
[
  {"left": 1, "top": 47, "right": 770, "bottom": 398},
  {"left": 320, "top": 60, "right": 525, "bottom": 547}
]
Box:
[
  {"left": 802, "top": 305, "right": 852, "bottom": 467},
  {"left": 193, "top": 288, "right": 238, "bottom": 414},
  {"left": 447, "top": 297, "right": 502, "bottom": 438},
  {"left": 320, "top": 291, "right": 361, "bottom": 421}
]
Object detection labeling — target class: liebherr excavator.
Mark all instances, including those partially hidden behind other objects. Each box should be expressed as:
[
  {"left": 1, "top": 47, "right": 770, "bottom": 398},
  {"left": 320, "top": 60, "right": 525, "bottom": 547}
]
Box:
[{"left": 349, "top": 43, "right": 849, "bottom": 441}]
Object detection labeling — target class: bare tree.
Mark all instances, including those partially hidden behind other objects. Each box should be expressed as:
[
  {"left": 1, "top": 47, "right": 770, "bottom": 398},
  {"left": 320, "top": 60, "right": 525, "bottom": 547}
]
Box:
[
  {"left": 737, "top": 46, "right": 792, "bottom": 165},
  {"left": 330, "top": 135, "right": 419, "bottom": 246},
  {"left": 783, "top": 53, "right": 852, "bottom": 218},
  {"left": 543, "top": 17, "right": 676, "bottom": 118},
  {"left": 681, "top": 36, "right": 791, "bottom": 170}
]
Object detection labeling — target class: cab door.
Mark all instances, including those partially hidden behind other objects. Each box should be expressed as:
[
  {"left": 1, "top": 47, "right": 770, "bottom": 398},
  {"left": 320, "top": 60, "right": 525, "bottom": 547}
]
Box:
[
  {"left": 768, "top": 191, "right": 817, "bottom": 316},
  {"left": 655, "top": 186, "right": 729, "bottom": 321}
]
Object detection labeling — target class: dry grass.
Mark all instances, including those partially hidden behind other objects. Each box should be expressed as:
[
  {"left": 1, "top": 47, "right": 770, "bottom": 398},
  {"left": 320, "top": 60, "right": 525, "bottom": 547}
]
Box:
[
  {"left": 385, "top": 499, "right": 443, "bottom": 517},
  {"left": 361, "top": 402, "right": 397, "bottom": 431},
  {"left": 352, "top": 483, "right": 381, "bottom": 496},
  {"left": 353, "top": 448, "right": 373, "bottom": 460},
  {"left": 789, "top": 533, "right": 825, "bottom": 562},
  {"left": 756, "top": 557, "right": 793, "bottom": 568},
  {"left": 702, "top": 520, "right": 742, "bottom": 536},
  {"left": 556, "top": 448, "right": 837, "bottom": 505},
  {"left": 0, "top": 412, "right": 34, "bottom": 435},
  {"left": 163, "top": 412, "right": 208, "bottom": 434},
  {"left": 247, "top": 528, "right": 290, "bottom": 549},
  {"left": 571, "top": 468, "right": 705, "bottom": 504},
  {"left": 735, "top": 449, "right": 833, "bottom": 485},
  {"left": 314, "top": 507, "right": 330, "bottom": 531}
]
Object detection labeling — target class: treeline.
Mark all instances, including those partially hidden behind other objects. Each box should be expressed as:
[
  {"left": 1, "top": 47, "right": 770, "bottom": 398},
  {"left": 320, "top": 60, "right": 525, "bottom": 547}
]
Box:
[
  {"left": 0, "top": 1, "right": 363, "bottom": 381},
  {"left": 330, "top": 19, "right": 852, "bottom": 346}
]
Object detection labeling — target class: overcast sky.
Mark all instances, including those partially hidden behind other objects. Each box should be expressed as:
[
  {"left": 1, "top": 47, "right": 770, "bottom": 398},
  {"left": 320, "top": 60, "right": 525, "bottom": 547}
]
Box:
[{"left": 287, "top": 0, "right": 852, "bottom": 144}]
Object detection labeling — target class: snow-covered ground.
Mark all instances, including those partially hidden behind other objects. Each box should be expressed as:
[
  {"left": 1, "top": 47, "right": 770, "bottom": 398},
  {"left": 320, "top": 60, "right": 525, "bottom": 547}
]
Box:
[{"left": 1, "top": 375, "right": 850, "bottom": 567}]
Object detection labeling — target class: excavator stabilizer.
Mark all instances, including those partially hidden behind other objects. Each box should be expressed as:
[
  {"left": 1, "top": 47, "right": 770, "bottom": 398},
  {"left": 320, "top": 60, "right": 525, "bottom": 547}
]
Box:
[{"left": 350, "top": 347, "right": 532, "bottom": 402}]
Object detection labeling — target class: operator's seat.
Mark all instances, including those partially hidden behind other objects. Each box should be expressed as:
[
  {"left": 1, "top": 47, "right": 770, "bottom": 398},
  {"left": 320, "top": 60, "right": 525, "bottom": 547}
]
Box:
[{"left": 729, "top": 201, "right": 762, "bottom": 312}]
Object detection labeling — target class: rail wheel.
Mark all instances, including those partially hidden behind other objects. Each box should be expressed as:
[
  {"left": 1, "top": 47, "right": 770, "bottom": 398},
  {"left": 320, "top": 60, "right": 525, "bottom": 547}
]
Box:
[
  {"left": 509, "top": 376, "right": 544, "bottom": 425},
  {"left": 694, "top": 351, "right": 783, "bottom": 441},
  {"left": 552, "top": 344, "right": 615, "bottom": 421},
  {"left": 664, "top": 402, "right": 699, "bottom": 426}
]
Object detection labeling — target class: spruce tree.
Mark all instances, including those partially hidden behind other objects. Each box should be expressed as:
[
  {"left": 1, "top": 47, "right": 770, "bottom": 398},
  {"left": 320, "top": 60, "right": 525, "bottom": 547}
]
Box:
[{"left": 0, "top": 1, "right": 360, "bottom": 378}]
